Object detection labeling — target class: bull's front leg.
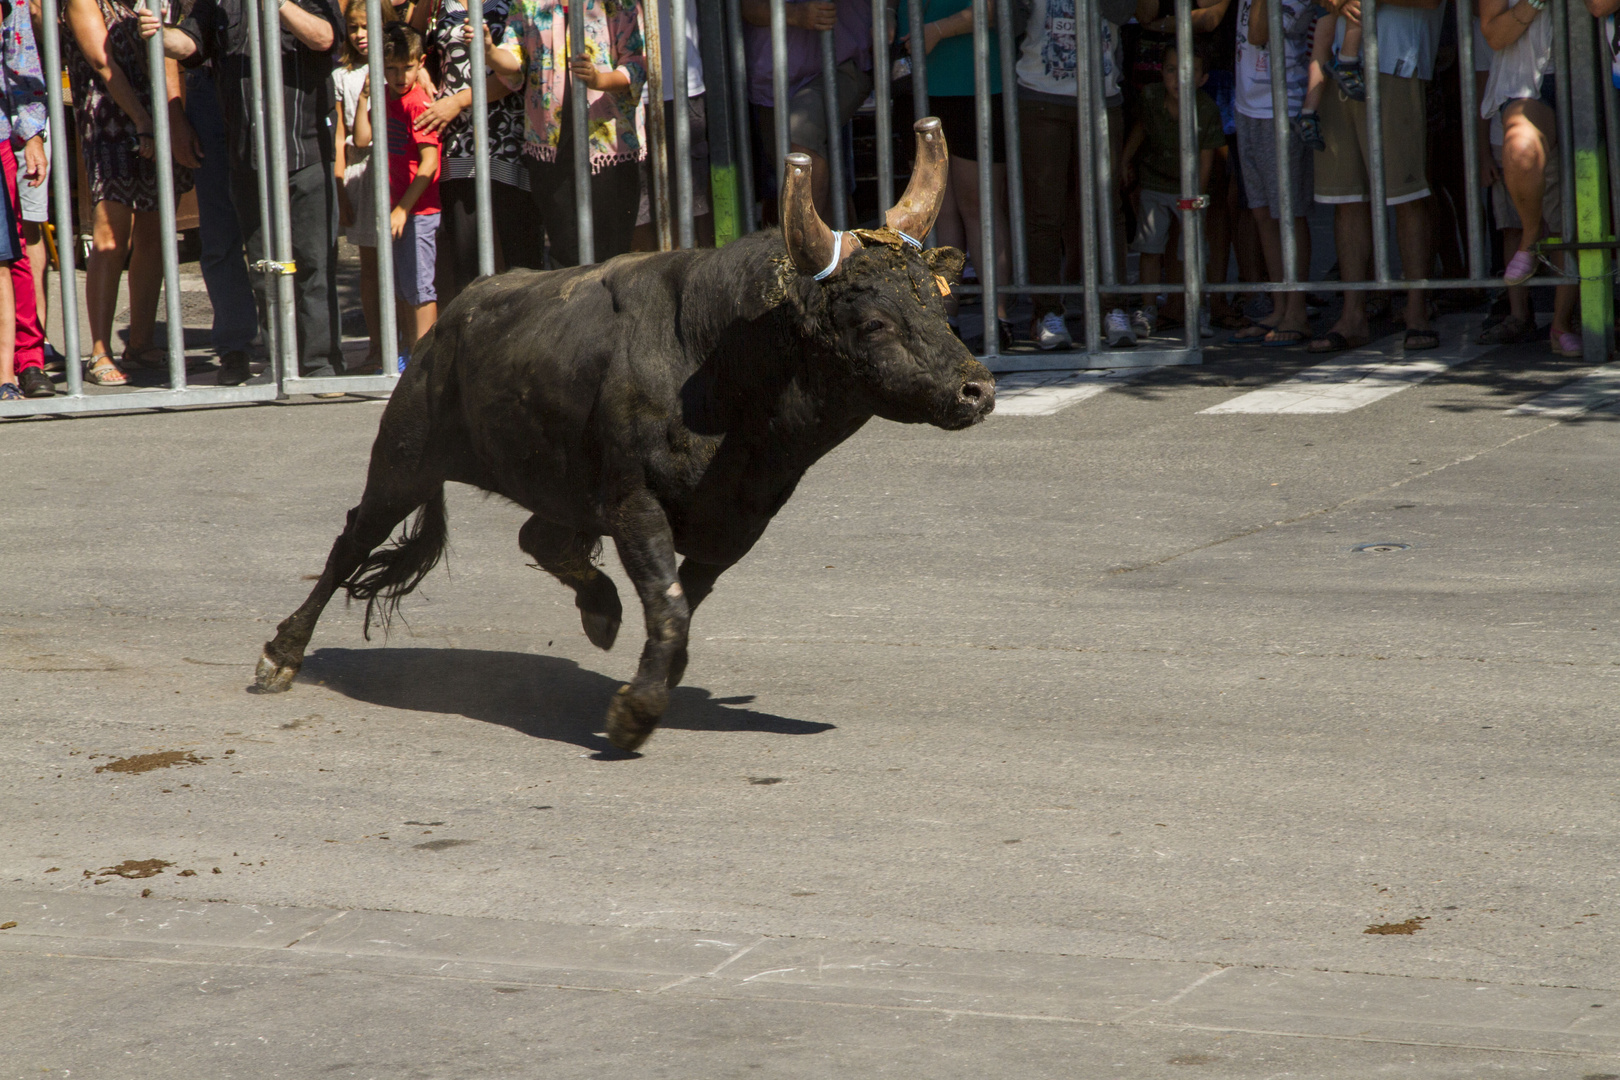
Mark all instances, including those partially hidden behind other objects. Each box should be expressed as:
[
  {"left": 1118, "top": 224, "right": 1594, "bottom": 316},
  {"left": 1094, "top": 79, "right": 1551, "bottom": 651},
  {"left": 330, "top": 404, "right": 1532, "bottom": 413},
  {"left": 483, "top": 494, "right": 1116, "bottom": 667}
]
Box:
[{"left": 603, "top": 492, "right": 690, "bottom": 751}]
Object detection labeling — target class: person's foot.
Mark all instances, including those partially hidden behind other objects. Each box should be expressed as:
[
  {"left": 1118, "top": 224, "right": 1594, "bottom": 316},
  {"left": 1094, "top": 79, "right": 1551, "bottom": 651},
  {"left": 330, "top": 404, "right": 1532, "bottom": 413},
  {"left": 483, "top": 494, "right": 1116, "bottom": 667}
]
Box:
[
  {"left": 1131, "top": 305, "right": 1159, "bottom": 338},
  {"left": 218, "top": 350, "right": 252, "bottom": 386},
  {"left": 41, "top": 343, "right": 67, "bottom": 372},
  {"left": 84, "top": 354, "right": 127, "bottom": 386},
  {"left": 1504, "top": 249, "right": 1537, "bottom": 286},
  {"left": 1292, "top": 111, "right": 1326, "bottom": 152},
  {"left": 1330, "top": 57, "right": 1366, "bottom": 102},
  {"left": 1105, "top": 309, "right": 1137, "bottom": 348},
  {"left": 1031, "top": 312, "right": 1073, "bottom": 351},
  {"left": 1551, "top": 329, "right": 1583, "bottom": 358},
  {"left": 18, "top": 367, "right": 55, "bottom": 398},
  {"left": 0, "top": 382, "right": 21, "bottom": 401}
]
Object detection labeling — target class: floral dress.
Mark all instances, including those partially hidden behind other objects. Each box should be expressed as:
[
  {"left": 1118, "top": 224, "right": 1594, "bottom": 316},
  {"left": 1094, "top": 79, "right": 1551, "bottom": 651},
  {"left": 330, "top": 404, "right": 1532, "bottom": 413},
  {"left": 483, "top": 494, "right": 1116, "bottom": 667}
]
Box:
[
  {"left": 495, "top": 0, "right": 646, "bottom": 173},
  {"left": 62, "top": 0, "right": 192, "bottom": 211}
]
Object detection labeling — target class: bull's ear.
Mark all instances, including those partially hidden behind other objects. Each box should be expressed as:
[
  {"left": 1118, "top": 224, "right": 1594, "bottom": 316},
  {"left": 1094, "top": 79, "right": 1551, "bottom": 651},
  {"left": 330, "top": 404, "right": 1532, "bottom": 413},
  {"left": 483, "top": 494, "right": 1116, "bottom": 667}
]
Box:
[{"left": 923, "top": 246, "right": 966, "bottom": 288}]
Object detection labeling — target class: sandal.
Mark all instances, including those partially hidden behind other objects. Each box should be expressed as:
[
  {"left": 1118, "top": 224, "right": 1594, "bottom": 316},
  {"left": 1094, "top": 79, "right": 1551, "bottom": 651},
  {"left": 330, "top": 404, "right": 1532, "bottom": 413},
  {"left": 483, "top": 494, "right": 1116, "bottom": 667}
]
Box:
[
  {"left": 1330, "top": 57, "right": 1366, "bottom": 102},
  {"left": 1307, "top": 330, "right": 1370, "bottom": 354},
  {"left": 1477, "top": 314, "right": 1537, "bottom": 345},
  {"left": 1292, "top": 111, "right": 1326, "bottom": 152},
  {"left": 1228, "top": 321, "right": 1279, "bottom": 344},
  {"left": 84, "top": 353, "right": 128, "bottom": 386},
  {"left": 1403, "top": 327, "right": 1440, "bottom": 351},
  {"left": 121, "top": 344, "right": 169, "bottom": 370},
  {"left": 1260, "top": 328, "right": 1311, "bottom": 347},
  {"left": 0, "top": 382, "right": 21, "bottom": 401},
  {"left": 1551, "top": 330, "right": 1583, "bottom": 358}
]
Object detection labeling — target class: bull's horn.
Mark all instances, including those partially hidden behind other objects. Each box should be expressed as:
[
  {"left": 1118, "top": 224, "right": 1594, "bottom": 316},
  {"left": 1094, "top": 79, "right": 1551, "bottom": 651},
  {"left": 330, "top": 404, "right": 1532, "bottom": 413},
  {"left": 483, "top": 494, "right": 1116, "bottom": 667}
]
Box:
[
  {"left": 885, "top": 118, "right": 949, "bottom": 244},
  {"left": 783, "top": 152, "right": 859, "bottom": 278}
]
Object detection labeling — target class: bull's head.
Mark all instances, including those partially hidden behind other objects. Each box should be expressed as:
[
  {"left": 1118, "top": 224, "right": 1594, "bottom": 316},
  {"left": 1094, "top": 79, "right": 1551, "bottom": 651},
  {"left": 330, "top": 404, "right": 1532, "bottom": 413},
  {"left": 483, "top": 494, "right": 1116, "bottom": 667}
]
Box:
[{"left": 782, "top": 119, "right": 994, "bottom": 430}]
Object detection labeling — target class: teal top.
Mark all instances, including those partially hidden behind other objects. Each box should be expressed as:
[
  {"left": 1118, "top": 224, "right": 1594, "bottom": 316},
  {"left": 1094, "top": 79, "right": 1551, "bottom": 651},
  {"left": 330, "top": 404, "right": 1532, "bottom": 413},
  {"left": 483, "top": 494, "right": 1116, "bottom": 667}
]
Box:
[{"left": 895, "top": 0, "right": 1002, "bottom": 97}]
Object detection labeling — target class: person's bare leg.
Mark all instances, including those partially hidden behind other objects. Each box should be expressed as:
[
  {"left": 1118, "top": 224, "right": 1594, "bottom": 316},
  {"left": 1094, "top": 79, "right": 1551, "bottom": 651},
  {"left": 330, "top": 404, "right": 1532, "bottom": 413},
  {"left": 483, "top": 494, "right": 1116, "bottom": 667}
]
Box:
[
  {"left": 1139, "top": 251, "right": 1164, "bottom": 289},
  {"left": 1502, "top": 227, "right": 1530, "bottom": 323},
  {"left": 125, "top": 210, "right": 163, "bottom": 355},
  {"left": 1326, "top": 201, "right": 1373, "bottom": 341},
  {"left": 948, "top": 157, "right": 1011, "bottom": 322},
  {"left": 1550, "top": 283, "right": 1577, "bottom": 340},
  {"left": 1501, "top": 100, "right": 1551, "bottom": 256},
  {"left": 86, "top": 200, "right": 133, "bottom": 360},
  {"left": 412, "top": 300, "right": 436, "bottom": 347},
  {"left": 1280, "top": 215, "right": 1313, "bottom": 332},
  {"left": 1251, "top": 208, "right": 1286, "bottom": 330},
  {"left": 1394, "top": 196, "right": 1432, "bottom": 333}
]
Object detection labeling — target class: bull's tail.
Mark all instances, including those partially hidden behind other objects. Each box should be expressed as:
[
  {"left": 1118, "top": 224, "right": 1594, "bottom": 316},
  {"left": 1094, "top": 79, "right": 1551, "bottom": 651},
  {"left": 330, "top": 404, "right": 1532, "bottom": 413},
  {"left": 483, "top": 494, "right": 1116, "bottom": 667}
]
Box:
[{"left": 344, "top": 488, "right": 449, "bottom": 639}]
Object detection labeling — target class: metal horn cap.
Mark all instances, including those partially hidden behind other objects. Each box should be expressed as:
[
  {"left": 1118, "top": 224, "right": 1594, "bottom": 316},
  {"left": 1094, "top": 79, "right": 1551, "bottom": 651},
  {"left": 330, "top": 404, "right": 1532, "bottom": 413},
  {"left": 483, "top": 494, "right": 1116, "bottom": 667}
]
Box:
[
  {"left": 886, "top": 118, "right": 949, "bottom": 243},
  {"left": 783, "top": 152, "right": 859, "bottom": 277}
]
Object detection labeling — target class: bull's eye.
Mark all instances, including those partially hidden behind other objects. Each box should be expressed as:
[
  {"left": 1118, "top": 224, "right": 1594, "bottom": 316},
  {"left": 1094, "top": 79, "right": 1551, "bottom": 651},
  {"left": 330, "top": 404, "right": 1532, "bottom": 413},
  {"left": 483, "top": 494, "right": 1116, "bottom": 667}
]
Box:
[{"left": 862, "top": 319, "right": 886, "bottom": 335}]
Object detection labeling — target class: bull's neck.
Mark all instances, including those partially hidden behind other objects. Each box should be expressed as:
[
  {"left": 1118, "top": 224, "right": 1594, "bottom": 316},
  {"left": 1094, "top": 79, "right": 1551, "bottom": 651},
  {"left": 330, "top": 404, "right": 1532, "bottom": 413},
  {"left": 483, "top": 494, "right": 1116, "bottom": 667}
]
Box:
[{"left": 677, "top": 233, "right": 868, "bottom": 450}]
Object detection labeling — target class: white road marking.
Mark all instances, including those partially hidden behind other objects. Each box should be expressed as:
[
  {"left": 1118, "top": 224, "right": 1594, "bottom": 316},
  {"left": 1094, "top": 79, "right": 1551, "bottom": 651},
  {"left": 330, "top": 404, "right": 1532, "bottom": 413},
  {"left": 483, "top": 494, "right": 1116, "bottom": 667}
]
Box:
[
  {"left": 1509, "top": 363, "right": 1620, "bottom": 417},
  {"left": 1201, "top": 317, "right": 1487, "bottom": 415},
  {"left": 991, "top": 368, "right": 1147, "bottom": 417}
]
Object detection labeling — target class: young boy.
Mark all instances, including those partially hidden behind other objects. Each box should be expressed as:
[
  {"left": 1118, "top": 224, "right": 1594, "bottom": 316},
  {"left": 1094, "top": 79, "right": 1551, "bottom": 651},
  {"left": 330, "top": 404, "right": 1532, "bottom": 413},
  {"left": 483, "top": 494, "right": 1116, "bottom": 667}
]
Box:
[
  {"left": 356, "top": 23, "right": 440, "bottom": 366},
  {"left": 1120, "top": 46, "right": 1224, "bottom": 336},
  {"left": 1295, "top": 12, "right": 1363, "bottom": 149}
]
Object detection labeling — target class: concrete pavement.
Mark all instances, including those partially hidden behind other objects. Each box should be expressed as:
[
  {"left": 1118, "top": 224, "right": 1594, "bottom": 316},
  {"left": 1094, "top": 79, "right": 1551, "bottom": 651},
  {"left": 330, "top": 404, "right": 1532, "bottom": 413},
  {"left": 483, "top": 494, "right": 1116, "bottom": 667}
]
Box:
[{"left": 3, "top": 321, "right": 1618, "bottom": 1077}]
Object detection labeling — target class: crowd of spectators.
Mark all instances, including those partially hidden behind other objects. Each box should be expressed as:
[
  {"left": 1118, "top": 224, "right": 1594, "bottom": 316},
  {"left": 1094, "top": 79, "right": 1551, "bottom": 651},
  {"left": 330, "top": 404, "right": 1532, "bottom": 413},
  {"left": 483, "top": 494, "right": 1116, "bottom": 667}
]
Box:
[{"left": 0, "top": 0, "right": 1616, "bottom": 398}]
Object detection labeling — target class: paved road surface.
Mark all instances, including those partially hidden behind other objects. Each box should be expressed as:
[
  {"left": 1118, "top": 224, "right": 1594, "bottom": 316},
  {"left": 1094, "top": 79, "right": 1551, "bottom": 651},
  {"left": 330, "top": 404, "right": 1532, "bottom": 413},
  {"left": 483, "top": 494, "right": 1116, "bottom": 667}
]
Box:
[{"left": 3, "top": 319, "right": 1618, "bottom": 1078}]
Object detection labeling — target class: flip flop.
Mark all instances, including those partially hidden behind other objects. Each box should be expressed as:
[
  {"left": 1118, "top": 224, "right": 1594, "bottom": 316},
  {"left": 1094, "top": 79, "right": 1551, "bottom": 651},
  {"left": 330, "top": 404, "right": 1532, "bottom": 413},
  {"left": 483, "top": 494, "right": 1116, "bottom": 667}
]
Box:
[
  {"left": 1403, "top": 328, "right": 1440, "bottom": 351},
  {"left": 1307, "top": 331, "right": 1369, "bottom": 354},
  {"left": 1260, "top": 329, "right": 1310, "bottom": 347},
  {"left": 1227, "top": 323, "right": 1279, "bottom": 344}
]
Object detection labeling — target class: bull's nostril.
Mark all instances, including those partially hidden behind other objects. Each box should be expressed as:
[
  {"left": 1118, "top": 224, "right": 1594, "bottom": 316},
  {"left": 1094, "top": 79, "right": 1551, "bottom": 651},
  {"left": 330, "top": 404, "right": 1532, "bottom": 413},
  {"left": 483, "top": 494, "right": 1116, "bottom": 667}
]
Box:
[
  {"left": 959, "top": 380, "right": 993, "bottom": 408},
  {"left": 960, "top": 381, "right": 984, "bottom": 400}
]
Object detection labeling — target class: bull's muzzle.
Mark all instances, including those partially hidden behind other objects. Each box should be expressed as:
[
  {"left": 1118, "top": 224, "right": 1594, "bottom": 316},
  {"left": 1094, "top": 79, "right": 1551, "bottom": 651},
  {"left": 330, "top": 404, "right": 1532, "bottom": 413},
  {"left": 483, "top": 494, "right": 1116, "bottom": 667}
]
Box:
[{"left": 951, "top": 365, "right": 996, "bottom": 425}]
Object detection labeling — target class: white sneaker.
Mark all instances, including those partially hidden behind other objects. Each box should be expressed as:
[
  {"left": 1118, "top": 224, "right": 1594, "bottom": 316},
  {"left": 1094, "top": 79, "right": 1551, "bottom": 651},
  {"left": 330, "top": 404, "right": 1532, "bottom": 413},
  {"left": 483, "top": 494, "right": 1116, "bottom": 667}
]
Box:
[
  {"left": 1131, "top": 306, "right": 1157, "bottom": 338},
  {"left": 1032, "top": 312, "right": 1073, "bottom": 351},
  {"left": 1105, "top": 309, "right": 1137, "bottom": 348}
]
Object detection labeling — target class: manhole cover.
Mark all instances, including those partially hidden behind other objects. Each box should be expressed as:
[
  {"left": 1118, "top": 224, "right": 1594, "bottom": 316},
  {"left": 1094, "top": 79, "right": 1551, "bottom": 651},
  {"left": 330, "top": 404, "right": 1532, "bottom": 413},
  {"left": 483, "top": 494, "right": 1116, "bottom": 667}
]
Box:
[{"left": 1352, "top": 542, "right": 1412, "bottom": 553}]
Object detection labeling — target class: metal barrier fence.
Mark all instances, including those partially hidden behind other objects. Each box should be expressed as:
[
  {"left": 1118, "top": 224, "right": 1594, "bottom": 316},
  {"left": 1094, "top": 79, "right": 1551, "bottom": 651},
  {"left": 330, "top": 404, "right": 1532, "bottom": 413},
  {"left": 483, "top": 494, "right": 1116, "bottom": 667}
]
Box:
[{"left": 3, "top": 0, "right": 1614, "bottom": 421}]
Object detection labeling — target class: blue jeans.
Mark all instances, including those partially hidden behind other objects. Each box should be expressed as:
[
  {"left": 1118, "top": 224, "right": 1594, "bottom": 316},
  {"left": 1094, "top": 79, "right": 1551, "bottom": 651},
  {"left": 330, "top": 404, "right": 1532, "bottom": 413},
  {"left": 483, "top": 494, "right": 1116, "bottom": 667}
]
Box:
[{"left": 185, "top": 69, "right": 258, "bottom": 355}]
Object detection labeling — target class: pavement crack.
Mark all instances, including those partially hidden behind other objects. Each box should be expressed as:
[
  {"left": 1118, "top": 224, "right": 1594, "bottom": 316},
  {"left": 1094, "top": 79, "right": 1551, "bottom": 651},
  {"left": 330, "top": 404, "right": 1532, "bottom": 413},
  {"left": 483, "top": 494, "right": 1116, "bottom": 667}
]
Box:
[
  {"left": 651, "top": 936, "right": 768, "bottom": 994},
  {"left": 1104, "top": 421, "right": 1562, "bottom": 575}
]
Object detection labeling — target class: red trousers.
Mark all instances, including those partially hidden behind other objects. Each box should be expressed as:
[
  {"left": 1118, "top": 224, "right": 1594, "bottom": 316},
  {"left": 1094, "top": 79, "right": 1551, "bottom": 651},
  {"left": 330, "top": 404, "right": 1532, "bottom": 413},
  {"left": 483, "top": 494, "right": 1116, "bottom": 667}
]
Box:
[{"left": 2, "top": 140, "right": 45, "bottom": 372}]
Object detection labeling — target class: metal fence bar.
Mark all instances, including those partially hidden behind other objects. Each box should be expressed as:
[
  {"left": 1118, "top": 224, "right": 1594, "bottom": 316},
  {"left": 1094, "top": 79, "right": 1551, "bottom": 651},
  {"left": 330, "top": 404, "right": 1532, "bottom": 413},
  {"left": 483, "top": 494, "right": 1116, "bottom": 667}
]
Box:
[
  {"left": 972, "top": 0, "right": 996, "bottom": 357},
  {"left": 1455, "top": 0, "right": 1487, "bottom": 281},
  {"left": 1175, "top": 0, "right": 1201, "bottom": 352},
  {"left": 671, "top": 0, "right": 695, "bottom": 247},
  {"left": 1362, "top": 0, "right": 1390, "bottom": 283},
  {"left": 39, "top": 0, "right": 80, "bottom": 397},
  {"left": 820, "top": 28, "right": 847, "bottom": 230},
  {"left": 364, "top": 0, "right": 397, "bottom": 370},
  {"left": 242, "top": 0, "right": 281, "bottom": 378},
  {"left": 569, "top": 0, "right": 594, "bottom": 263},
  {"left": 906, "top": 0, "right": 933, "bottom": 245},
  {"left": 1085, "top": 1, "right": 1115, "bottom": 289},
  {"left": 470, "top": 0, "right": 494, "bottom": 277},
  {"left": 645, "top": 0, "right": 671, "bottom": 249},
  {"left": 1605, "top": 26, "right": 1620, "bottom": 272},
  {"left": 260, "top": 0, "right": 300, "bottom": 382},
  {"left": 146, "top": 0, "right": 186, "bottom": 387},
  {"left": 872, "top": 0, "right": 894, "bottom": 212},
  {"left": 1074, "top": 0, "right": 1102, "bottom": 351},
  {"left": 724, "top": 0, "right": 756, "bottom": 234},
  {"left": 1552, "top": 0, "right": 1576, "bottom": 262},
  {"left": 1264, "top": 0, "right": 1295, "bottom": 283},
  {"left": 995, "top": 0, "right": 1025, "bottom": 286},
  {"left": 769, "top": 0, "right": 790, "bottom": 200}
]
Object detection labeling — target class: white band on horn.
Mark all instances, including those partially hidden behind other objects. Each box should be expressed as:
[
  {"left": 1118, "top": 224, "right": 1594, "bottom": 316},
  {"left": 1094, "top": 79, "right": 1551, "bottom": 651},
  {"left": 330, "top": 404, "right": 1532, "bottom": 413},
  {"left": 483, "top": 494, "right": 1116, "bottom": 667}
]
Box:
[
  {"left": 895, "top": 229, "right": 923, "bottom": 250},
  {"left": 813, "top": 231, "right": 845, "bottom": 281}
]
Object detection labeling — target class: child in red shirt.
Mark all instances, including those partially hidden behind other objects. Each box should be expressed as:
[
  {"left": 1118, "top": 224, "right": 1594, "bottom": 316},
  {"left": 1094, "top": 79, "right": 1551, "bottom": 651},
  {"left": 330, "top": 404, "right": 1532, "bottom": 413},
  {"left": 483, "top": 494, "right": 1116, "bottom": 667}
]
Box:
[{"left": 356, "top": 23, "right": 440, "bottom": 362}]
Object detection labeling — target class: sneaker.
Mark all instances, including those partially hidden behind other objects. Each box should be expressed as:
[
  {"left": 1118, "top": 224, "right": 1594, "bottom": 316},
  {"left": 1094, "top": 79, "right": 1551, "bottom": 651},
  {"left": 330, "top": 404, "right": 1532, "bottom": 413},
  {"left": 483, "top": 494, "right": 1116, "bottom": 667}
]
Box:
[
  {"left": 217, "top": 350, "right": 252, "bottom": 386},
  {"left": 1131, "top": 305, "right": 1158, "bottom": 338},
  {"left": 0, "top": 382, "right": 21, "bottom": 401},
  {"left": 1105, "top": 309, "right": 1137, "bottom": 348},
  {"left": 1292, "top": 110, "right": 1326, "bottom": 152},
  {"left": 18, "top": 366, "right": 55, "bottom": 398},
  {"left": 1032, "top": 312, "right": 1073, "bottom": 351}
]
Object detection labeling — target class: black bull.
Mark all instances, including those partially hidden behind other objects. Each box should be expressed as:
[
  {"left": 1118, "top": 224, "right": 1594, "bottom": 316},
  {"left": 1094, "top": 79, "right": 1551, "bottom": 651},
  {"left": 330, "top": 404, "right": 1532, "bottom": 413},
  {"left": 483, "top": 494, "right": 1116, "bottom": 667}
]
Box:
[{"left": 255, "top": 121, "right": 995, "bottom": 751}]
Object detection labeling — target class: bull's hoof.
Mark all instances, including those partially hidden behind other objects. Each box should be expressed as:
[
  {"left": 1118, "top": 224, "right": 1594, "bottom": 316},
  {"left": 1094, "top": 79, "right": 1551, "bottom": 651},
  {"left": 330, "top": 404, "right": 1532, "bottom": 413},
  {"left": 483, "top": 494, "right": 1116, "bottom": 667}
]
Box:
[
  {"left": 254, "top": 651, "right": 300, "bottom": 693},
  {"left": 580, "top": 607, "right": 621, "bottom": 651},
  {"left": 604, "top": 684, "right": 663, "bottom": 752}
]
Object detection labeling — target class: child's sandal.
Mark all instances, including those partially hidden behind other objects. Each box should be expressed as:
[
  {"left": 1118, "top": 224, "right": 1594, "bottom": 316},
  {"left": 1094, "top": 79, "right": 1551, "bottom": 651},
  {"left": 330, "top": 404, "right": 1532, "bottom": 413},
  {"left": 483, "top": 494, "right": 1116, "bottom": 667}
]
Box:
[
  {"left": 1331, "top": 58, "right": 1366, "bottom": 102},
  {"left": 1292, "top": 111, "right": 1326, "bottom": 152}
]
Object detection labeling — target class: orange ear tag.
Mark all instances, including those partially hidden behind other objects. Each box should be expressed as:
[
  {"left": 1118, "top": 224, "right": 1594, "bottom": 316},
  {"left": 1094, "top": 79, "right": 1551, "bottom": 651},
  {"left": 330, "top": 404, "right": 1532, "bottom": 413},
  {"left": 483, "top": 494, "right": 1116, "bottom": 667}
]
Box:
[{"left": 934, "top": 273, "right": 951, "bottom": 297}]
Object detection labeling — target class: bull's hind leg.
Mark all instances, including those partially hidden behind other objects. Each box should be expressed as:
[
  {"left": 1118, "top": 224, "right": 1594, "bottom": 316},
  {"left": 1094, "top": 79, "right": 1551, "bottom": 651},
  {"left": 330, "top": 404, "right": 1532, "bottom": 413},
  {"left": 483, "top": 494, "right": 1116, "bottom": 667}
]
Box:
[
  {"left": 255, "top": 478, "right": 447, "bottom": 692},
  {"left": 517, "top": 516, "right": 623, "bottom": 650},
  {"left": 602, "top": 493, "right": 690, "bottom": 751}
]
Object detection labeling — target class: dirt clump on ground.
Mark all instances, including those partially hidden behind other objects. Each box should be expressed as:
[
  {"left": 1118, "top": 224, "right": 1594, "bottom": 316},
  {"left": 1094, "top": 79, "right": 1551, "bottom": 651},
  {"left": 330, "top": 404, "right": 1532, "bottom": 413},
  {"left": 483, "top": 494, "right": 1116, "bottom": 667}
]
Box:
[
  {"left": 1364, "top": 916, "right": 1429, "bottom": 935},
  {"left": 95, "top": 751, "right": 205, "bottom": 774},
  {"left": 96, "top": 859, "right": 174, "bottom": 879}
]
